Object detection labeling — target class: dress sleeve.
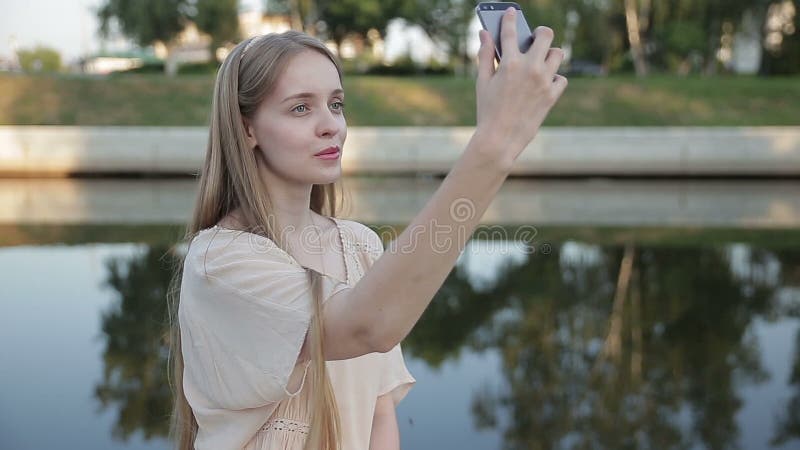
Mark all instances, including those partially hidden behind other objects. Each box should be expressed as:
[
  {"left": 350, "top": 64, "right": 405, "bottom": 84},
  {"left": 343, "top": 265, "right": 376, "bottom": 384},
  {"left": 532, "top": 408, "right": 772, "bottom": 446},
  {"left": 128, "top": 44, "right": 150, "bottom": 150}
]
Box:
[
  {"left": 377, "top": 344, "right": 416, "bottom": 406},
  {"left": 353, "top": 223, "right": 416, "bottom": 405},
  {"left": 179, "top": 232, "right": 350, "bottom": 411}
]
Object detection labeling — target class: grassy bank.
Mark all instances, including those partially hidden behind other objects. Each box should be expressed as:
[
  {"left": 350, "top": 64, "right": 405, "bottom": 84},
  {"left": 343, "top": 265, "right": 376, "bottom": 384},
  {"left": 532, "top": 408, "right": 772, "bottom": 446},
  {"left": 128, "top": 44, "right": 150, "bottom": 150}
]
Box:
[
  {"left": 3, "top": 224, "right": 800, "bottom": 248},
  {"left": 1, "top": 73, "right": 798, "bottom": 126}
]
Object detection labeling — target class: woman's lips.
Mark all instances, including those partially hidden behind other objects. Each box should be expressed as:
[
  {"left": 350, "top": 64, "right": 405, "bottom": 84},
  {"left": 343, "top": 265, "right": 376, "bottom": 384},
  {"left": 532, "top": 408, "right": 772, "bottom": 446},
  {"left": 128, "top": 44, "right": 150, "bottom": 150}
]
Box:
[
  {"left": 314, "top": 145, "right": 341, "bottom": 159},
  {"left": 315, "top": 149, "right": 340, "bottom": 160}
]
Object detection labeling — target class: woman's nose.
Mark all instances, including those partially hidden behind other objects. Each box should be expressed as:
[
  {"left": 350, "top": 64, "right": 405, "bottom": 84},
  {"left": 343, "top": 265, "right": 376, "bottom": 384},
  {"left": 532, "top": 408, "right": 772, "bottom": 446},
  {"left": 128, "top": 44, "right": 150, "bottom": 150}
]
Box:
[{"left": 316, "top": 108, "right": 342, "bottom": 137}]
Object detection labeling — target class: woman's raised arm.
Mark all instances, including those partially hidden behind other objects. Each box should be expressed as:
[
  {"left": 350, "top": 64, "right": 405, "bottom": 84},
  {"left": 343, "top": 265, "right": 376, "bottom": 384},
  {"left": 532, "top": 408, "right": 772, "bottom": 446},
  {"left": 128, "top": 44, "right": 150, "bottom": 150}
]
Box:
[{"left": 306, "top": 7, "right": 568, "bottom": 361}]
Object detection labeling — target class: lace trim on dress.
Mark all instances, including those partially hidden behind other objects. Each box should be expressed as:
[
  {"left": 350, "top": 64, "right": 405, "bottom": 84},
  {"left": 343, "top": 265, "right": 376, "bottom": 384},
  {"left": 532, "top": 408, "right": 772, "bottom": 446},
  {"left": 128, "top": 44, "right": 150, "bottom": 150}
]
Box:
[
  {"left": 331, "top": 217, "right": 352, "bottom": 286},
  {"left": 339, "top": 239, "right": 382, "bottom": 254},
  {"left": 260, "top": 418, "right": 310, "bottom": 435}
]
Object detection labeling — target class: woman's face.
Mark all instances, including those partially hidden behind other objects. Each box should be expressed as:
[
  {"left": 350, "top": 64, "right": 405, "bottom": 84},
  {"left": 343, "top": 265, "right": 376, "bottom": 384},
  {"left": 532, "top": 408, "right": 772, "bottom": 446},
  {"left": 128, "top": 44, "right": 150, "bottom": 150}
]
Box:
[{"left": 245, "top": 49, "right": 346, "bottom": 186}]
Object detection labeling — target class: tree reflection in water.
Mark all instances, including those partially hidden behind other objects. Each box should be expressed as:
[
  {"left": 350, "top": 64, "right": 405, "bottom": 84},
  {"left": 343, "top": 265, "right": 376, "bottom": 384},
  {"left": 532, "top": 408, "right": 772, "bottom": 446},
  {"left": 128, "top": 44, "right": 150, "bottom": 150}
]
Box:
[
  {"left": 95, "top": 245, "right": 175, "bottom": 441},
  {"left": 94, "top": 237, "right": 800, "bottom": 449},
  {"left": 772, "top": 248, "right": 800, "bottom": 447},
  {"left": 404, "top": 241, "right": 798, "bottom": 450}
]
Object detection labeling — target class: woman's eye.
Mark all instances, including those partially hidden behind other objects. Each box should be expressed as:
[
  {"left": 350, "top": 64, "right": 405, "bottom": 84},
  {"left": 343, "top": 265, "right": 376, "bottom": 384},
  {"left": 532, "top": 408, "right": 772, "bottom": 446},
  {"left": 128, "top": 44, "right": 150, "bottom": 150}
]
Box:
[
  {"left": 292, "top": 104, "right": 307, "bottom": 113},
  {"left": 331, "top": 101, "right": 345, "bottom": 111}
]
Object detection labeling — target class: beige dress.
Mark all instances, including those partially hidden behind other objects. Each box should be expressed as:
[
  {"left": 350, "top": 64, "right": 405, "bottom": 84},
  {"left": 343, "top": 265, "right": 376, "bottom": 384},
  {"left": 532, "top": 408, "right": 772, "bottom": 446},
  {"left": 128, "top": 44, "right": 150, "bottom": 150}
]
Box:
[{"left": 179, "top": 217, "right": 415, "bottom": 450}]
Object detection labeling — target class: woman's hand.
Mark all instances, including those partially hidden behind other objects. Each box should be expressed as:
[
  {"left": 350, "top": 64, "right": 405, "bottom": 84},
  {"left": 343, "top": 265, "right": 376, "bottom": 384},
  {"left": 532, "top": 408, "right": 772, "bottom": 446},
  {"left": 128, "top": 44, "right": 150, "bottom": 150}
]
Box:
[{"left": 475, "top": 6, "right": 568, "bottom": 164}]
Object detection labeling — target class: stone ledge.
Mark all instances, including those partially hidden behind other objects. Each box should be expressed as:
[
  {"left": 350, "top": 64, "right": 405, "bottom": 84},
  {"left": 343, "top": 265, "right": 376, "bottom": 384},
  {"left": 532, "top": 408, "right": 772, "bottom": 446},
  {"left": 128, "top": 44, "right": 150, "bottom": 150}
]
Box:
[
  {"left": 1, "top": 178, "right": 798, "bottom": 227},
  {"left": 1, "top": 126, "right": 798, "bottom": 176}
]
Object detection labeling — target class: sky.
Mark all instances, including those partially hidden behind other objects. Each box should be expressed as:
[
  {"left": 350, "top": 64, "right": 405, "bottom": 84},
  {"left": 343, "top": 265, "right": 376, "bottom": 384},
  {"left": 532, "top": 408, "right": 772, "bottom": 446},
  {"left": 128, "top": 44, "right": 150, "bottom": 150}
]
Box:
[
  {"left": 0, "top": 0, "right": 476, "bottom": 65},
  {"left": 0, "top": 0, "right": 263, "bottom": 63},
  {"left": 1, "top": 0, "right": 104, "bottom": 62}
]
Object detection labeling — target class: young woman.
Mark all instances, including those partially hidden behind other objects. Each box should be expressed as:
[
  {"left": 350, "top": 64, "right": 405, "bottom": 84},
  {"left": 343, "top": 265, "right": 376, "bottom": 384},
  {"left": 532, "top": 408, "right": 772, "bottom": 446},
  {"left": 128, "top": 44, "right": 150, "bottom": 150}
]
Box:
[{"left": 169, "top": 7, "right": 567, "bottom": 450}]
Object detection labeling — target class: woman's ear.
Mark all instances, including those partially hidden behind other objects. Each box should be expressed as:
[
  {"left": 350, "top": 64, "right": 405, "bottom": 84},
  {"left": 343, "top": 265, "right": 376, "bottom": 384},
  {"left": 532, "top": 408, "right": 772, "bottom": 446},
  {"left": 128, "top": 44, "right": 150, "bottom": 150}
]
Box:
[{"left": 242, "top": 117, "right": 258, "bottom": 150}]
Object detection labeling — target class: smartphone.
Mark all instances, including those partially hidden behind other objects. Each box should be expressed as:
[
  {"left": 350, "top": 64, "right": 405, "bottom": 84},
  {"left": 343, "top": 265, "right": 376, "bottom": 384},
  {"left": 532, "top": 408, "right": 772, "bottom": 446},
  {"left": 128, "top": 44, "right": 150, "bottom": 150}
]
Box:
[{"left": 475, "top": 2, "right": 534, "bottom": 61}]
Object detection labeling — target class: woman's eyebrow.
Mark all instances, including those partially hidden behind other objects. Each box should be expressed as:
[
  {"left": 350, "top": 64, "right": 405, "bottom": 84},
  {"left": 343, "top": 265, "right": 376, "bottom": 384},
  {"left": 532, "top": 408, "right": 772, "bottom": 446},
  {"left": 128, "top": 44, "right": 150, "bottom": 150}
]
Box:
[{"left": 281, "top": 88, "right": 344, "bottom": 103}]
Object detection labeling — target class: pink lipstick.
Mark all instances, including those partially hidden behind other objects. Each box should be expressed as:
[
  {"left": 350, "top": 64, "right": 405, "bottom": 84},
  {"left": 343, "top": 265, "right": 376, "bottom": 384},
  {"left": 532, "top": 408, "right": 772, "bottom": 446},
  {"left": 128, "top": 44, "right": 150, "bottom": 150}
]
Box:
[{"left": 314, "top": 146, "right": 341, "bottom": 160}]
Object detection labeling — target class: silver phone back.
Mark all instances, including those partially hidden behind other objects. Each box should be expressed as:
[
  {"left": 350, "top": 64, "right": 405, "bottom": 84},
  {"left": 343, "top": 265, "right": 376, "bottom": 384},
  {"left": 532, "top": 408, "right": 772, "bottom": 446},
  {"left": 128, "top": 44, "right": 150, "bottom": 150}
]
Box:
[{"left": 476, "top": 3, "right": 534, "bottom": 59}]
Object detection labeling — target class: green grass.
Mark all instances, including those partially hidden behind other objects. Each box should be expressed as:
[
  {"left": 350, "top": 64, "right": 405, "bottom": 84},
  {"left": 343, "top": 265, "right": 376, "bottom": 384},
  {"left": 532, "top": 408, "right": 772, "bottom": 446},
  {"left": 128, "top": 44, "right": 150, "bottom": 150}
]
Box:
[
  {"left": 1, "top": 72, "right": 798, "bottom": 126},
  {"left": 3, "top": 223, "right": 800, "bottom": 248}
]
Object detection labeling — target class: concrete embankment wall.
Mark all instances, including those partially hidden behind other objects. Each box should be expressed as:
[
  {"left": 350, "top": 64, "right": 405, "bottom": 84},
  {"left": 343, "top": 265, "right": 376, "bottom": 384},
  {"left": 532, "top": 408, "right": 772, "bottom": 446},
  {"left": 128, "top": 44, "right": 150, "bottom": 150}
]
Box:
[{"left": 1, "top": 126, "right": 799, "bottom": 177}]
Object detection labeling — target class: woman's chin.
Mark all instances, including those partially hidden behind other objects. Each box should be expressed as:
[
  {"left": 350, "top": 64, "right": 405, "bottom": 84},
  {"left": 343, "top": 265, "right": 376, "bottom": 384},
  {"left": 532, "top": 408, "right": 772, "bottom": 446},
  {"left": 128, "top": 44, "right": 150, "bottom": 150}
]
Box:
[{"left": 309, "top": 167, "right": 342, "bottom": 185}]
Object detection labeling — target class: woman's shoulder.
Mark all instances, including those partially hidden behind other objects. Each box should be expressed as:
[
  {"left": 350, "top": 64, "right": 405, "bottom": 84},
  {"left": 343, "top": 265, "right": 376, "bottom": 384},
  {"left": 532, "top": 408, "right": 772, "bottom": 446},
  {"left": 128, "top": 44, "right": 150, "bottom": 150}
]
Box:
[
  {"left": 333, "top": 218, "right": 385, "bottom": 254},
  {"left": 180, "top": 225, "right": 348, "bottom": 311},
  {"left": 184, "top": 226, "right": 303, "bottom": 277}
]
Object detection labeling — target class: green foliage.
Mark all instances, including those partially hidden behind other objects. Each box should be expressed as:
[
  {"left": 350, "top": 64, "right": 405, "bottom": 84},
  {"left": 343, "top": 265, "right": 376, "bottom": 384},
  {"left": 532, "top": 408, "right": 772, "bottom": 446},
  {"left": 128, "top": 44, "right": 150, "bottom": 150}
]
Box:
[
  {"left": 115, "top": 61, "right": 221, "bottom": 75},
  {"left": 268, "top": 0, "right": 326, "bottom": 31},
  {"left": 761, "top": 2, "right": 800, "bottom": 75},
  {"left": 97, "top": 0, "right": 239, "bottom": 74},
  {"left": 397, "top": 0, "right": 476, "bottom": 65},
  {"left": 115, "top": 61, "right": 165, "bottom": 74},
  {"left": 317, "top": 0, "right": 398, "bottom": 43},
  {"left": 661, "top": 21, "right": 706, "bottom": 56},
  {"left": 97, "top": 0, "right": 189, "bottom": 48},
  {"left": 97, "top": 0, "right": 799, "bottom": 76},
  {"left": 17, "top": 46, "right": 62, "bottom": 73},
  {"left": 194, "top": 0, "right": 240, "bottom": 58},
  {"left": 360, "top": 56, "right": 454, "bottom": 76},
  {"left": 643, "top": 0, "right": 765, "bottom": 73},
  {"left": 513, "top": 0, "right": 799, "bottom": 75},
  {"left": 515, "top": 0, "right": 624, "bottom": 72},
  {"left": 177, "top": 61, "right": 222, "bottom": 74},
  {"left": 264, "top": 0, "right": 291, "bottom": 15},
  {"left": 654, "top": 20, "right": 706, "bottom": 72}
]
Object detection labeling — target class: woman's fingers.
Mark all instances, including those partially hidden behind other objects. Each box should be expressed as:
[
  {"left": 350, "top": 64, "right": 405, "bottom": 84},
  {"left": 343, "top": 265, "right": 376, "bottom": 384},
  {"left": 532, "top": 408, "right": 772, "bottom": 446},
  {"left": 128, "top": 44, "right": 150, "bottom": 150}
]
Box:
[
  {"left": 473, "top": 15, "right": 569, "bottom": 156},
  {"left": 476, "top": 30, "right": 496, "bottom": 86},
  {"left": 499, "top": 7, "right": 520, "bottom": 59},
  {"left": 545, "top": 47, "right": 565, "bottom": 75},
  {"left": 527, "top": 26, "right": 555, "bottom": 63},
  {"left": 552, "top": 74, "right": 569, "bottom": 97}
]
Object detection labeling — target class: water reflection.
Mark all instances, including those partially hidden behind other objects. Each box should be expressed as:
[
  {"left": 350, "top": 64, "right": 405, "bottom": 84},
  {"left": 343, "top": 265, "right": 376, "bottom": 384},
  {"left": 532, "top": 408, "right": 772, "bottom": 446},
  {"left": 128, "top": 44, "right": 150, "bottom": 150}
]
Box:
[
  {"left": 91, "top": 234, "right": 800, "bottom": 449},
  {"left": 775, "top": 311, "right": 800, "bottom": 447},
  {"left": 96, "top": 245, "right": 176, "bottom": 442}
]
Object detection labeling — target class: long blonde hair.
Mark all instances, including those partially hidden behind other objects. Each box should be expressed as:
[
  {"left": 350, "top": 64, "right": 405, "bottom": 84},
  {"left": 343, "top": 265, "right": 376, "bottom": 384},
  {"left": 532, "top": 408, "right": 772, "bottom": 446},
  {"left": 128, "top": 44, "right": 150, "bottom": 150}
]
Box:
[{"left": 167, "top": 31, "right": 345, "bottom": 450}]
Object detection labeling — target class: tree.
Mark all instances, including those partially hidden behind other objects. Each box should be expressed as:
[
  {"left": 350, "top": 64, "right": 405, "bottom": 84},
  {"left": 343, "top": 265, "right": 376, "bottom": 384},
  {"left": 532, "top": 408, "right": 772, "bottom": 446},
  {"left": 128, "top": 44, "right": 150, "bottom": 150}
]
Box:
[
  {"left": 98, "top": 0, "right": 191, "bottom": 76},
  {"left": 760, "top": 0, "right": 800, "bottom": 75},
  {"left": 17, "top": 46, "right": 62, "bottom": 73},
  {"left": 623, "top": 0, "right": 650, "bottom": 75},
  {"left": 399, "top": 0, "right": 475, "bottom": 75},
  {"left": 514, "top": 0, "right": 615, "bottom": 72},
  {"left": 194, "top": 0, "right": 240, "bottom": 62},
  {"left": 268, "top": 0, "right": 402, "bottom": 56},
  {"left": 316, "top": 0, "right": 401, "bottom": 56},
  {"left": 267, "top": 0, "right": 318, "bottom": 33},
  {"left": 654, "top": 0, "right": 771, "bottom": 74}
]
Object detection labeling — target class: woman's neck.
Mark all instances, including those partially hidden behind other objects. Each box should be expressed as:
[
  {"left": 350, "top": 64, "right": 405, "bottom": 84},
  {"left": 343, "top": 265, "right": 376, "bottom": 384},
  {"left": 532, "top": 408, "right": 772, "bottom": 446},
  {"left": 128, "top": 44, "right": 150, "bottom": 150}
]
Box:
[{"left": 254, "top": 158, "right": 318, "bottom": 236}]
